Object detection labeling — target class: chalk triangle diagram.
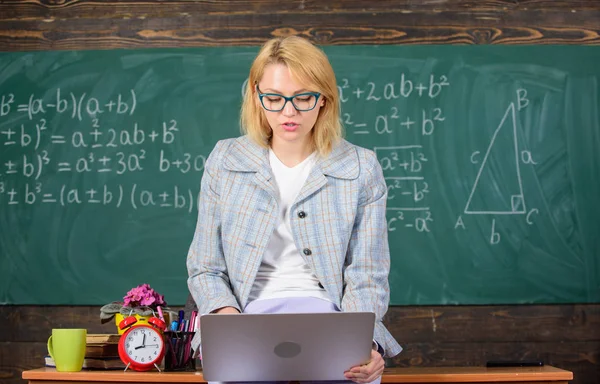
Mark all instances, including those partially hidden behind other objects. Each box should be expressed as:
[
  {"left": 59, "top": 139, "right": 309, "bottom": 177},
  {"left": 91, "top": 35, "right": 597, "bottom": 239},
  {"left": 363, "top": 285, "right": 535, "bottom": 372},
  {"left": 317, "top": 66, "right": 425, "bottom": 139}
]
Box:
[{"left": 464, "top": 103, "right": 526, "bottom": 214}]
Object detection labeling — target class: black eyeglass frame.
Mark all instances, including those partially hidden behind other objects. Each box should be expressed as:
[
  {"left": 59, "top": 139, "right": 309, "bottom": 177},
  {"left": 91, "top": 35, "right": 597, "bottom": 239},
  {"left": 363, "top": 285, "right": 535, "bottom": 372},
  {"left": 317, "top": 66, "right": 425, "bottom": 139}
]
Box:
[{"left": 256, "top": 85, "right": 322, "bottom": 112}]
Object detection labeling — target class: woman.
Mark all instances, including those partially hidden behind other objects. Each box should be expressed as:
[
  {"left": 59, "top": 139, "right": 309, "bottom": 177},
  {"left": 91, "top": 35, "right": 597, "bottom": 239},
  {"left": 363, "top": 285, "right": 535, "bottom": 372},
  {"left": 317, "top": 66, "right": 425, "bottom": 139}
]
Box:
[{"left": 187, "top": 36, "right": 402, "bottom": 383}]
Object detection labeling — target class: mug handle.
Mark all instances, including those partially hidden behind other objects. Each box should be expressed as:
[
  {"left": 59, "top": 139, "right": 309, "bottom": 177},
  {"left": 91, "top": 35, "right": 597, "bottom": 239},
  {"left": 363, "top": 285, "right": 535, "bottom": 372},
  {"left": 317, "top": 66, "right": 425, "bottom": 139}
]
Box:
[{"left": 47, "top": 335, "right": 55, "bottom": 361}]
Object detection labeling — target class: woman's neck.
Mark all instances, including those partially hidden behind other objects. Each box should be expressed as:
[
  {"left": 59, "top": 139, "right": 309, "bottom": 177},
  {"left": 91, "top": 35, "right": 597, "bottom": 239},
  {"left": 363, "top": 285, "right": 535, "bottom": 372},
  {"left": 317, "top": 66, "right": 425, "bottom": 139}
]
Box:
[{"left": 270, "top": 139, "right": 314, "bottom": 168}]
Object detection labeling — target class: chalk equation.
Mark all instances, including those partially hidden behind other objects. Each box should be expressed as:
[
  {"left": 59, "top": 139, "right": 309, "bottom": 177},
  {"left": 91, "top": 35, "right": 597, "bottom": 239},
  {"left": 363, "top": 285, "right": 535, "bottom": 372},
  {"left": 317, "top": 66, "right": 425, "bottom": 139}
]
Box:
[
  {"left": 0, "top": 182, "right": 196, "bottom": 212},
  {"left": 1, "top": 89, "right": 137, "bottom": 121},
  {"left": 336, "top": 75, "right": 451, "bottom": 234}
]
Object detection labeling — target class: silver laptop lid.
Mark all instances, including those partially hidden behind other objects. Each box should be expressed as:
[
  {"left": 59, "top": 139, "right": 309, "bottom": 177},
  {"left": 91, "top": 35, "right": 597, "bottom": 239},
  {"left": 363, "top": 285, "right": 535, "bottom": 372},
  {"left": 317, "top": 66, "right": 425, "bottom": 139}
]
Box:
[{"left": 200, "top": 312, "right": 375, "bottom": 382}]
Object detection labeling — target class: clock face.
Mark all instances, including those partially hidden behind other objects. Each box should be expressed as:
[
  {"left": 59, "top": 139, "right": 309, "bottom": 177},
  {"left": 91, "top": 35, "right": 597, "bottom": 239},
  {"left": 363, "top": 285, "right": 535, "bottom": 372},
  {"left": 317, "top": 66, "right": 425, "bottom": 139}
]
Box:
[{"left": 123, "top": 326, "right": 164, "bottom": 365}]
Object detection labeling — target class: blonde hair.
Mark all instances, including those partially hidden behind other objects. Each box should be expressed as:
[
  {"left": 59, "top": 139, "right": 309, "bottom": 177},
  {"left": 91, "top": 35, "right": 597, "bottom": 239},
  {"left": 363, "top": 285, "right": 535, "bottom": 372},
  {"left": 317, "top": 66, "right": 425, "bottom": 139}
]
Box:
[{"left": 240, "top": 36, "right": 342, "bottom": 156}]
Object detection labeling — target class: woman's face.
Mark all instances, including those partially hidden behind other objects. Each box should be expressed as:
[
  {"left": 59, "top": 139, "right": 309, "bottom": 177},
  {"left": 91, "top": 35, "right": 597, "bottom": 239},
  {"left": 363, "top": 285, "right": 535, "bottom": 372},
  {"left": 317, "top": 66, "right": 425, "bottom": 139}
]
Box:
[{"left": 257, "top": 63, "right": 324, "bottom": 149}]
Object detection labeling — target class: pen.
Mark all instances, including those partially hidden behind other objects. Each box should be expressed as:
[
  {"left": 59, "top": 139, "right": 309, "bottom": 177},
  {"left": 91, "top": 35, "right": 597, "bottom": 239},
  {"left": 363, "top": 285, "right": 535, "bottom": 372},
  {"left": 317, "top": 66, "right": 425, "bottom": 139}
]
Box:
[
  {"left": 157, "top": 305, "right": 165, "bottom": 322},
  {"left": 168, "top": 333, "right": 178, "bottom": 367},
  {"left": 176, "top": 333, "right": 186, "bottom": 366},
  {"left": 183, "top": 332, "right": 192, "bottom": 365},
  {"left": 192, "top": 311, "right": 199, "bottom": 332},
  {"left": 188, "top": 311, "right": 196, "bottom": 332}
]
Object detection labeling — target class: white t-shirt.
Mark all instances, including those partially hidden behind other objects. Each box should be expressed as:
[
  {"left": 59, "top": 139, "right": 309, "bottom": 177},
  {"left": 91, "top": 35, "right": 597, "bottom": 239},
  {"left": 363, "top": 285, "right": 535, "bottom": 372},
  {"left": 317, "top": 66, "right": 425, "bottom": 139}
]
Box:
[{"left": 247, "top": 149, "right": 331, "bottom": 304}]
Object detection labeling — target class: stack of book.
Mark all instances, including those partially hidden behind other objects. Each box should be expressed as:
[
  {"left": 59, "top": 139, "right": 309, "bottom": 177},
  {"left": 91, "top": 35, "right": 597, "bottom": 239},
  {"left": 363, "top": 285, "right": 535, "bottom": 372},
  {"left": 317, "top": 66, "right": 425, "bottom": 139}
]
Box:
[{"left": 46, "top": 334, "right": 125, "bottom": 370}]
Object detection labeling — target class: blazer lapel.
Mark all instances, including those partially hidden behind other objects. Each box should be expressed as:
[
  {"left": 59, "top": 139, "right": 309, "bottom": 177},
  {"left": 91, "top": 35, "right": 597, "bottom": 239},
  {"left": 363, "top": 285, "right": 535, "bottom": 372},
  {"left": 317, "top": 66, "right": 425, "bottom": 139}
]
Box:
[
  {"left": 295, "top": 139, "right": 360, "bottom": 203},
  {"left": 222, "top": 136, "right": 277, "bottom": 199},
  {"left": 295, "top": 165, "right": 328, "bottom": 204},
  {"left": 254, "top": 169, "right": 276, "bottom": 198}
]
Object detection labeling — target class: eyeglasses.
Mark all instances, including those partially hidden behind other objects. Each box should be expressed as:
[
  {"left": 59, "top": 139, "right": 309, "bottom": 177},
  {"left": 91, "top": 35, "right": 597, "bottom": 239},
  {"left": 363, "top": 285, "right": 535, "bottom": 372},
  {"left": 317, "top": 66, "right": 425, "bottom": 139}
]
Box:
[{"left": 256, "top": 85, "right": 321, "bottom": 112}]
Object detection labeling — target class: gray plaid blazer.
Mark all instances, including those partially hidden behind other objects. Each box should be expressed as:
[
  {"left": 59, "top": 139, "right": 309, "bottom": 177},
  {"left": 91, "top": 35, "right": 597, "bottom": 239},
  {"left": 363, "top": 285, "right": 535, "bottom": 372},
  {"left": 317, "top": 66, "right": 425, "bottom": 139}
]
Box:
[{"left": 187, "top": 135, "right": 402, "bottom": 357}]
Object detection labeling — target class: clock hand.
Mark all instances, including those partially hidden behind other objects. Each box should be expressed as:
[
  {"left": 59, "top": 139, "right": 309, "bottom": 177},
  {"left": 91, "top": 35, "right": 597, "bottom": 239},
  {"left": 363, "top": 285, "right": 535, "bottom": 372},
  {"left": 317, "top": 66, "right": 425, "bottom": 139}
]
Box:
[
  {"left": 144, "top": 344, "right": 159, "bottom": 347},
  {"left": 135, "top": 333, "right": 148, "bottom": 350},
  {"left": 133, "top": 333, "right": 148, "bottom": 350}
]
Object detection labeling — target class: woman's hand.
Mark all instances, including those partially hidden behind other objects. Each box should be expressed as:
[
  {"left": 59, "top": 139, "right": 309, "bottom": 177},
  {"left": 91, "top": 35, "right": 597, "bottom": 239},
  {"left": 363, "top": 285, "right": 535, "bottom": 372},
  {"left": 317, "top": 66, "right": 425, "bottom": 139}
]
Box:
[
  {"left": 213, "top": 306, "right": 240, "bottom": 314},
  {"left": 344, "top": 348, "right": 384, "bottom": 383}
]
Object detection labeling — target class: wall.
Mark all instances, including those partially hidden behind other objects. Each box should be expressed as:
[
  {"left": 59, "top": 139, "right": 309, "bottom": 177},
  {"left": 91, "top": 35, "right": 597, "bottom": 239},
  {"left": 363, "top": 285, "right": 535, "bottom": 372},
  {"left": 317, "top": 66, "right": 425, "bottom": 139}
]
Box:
[{"left": 1, "top": 1, "right": 599, "bottom": 383}]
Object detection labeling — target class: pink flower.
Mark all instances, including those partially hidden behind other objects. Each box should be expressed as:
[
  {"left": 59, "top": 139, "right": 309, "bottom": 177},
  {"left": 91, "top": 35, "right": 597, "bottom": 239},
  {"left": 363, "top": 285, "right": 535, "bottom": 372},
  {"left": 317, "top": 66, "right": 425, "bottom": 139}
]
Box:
[
  {"left": 141, "top": 296, "right": 155, "bottom": 306},
  {"left": 122, "top": 283, "right": 167, "bottom": 308}
]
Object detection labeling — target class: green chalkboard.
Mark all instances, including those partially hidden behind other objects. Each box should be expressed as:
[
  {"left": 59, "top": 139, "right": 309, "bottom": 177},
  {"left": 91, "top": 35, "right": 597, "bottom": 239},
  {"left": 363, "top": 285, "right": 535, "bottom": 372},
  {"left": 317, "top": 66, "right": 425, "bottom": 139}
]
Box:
[{"left": 1, "top": 45, "right": 599, "bottom": 305}]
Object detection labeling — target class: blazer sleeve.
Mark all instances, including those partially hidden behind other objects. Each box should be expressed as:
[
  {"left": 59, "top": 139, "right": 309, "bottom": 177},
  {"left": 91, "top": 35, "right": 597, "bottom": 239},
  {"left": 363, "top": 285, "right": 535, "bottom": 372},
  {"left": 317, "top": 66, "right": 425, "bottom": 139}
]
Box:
[
  {"left": 187, "top": 140, "right": 241, "bottom": 316},
  {"left": 341, "top": 149, "right": 403, "bottom": 358}
]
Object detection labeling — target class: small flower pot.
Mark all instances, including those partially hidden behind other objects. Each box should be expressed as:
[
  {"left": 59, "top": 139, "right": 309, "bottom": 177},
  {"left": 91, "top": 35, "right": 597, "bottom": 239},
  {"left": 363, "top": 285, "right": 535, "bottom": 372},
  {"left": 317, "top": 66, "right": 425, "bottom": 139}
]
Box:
[{"left": 114, "top": 313, "right": 152, "bottom": 334}]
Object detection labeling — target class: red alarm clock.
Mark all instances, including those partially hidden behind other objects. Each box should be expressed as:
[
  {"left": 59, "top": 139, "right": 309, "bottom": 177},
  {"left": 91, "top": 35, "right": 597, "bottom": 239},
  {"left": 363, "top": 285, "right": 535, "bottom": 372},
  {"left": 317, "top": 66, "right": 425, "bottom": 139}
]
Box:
[{"left": 117, "top": 315, "right": 166, "bottom": 371}]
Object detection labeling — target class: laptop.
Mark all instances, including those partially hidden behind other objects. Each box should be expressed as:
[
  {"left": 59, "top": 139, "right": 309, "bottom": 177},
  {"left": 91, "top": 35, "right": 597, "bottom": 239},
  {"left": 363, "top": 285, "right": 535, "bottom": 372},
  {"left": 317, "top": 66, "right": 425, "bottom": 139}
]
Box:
[{"left": 200, "top": 312, "right": 375, "bottom": 382}]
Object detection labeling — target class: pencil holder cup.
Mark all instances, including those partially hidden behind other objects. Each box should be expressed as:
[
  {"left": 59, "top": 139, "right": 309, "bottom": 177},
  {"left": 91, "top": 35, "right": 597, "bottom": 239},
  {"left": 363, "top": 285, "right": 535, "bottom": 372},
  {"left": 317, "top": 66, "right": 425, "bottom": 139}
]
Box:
[{"left": 164, "top": 331, "right": 196, "bottom": 371}]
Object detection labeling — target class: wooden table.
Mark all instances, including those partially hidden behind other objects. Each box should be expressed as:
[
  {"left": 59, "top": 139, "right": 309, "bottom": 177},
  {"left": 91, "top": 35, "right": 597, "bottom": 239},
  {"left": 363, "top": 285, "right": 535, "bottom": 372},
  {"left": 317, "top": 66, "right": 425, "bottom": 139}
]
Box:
[{"left": 23, "top": 366, "right": 573, "bottom": 384}]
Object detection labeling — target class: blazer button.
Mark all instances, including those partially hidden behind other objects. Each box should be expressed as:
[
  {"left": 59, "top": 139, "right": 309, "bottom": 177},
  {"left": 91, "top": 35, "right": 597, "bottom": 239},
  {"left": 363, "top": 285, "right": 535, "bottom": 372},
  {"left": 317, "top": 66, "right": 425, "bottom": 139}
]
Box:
[
  {"left": 297, "top": 211, "right": 306, "bottom": 219},
  {"left": 303, "top": 248, "right": 312, "bottom": 256}
]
